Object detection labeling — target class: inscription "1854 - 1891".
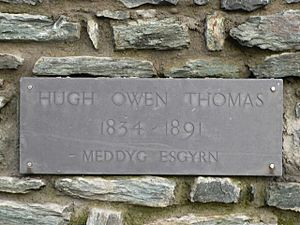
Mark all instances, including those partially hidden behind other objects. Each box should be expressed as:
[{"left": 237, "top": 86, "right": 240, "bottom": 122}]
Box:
[{"left": 20, "top": 78, "right": 283, "bottom": 176}]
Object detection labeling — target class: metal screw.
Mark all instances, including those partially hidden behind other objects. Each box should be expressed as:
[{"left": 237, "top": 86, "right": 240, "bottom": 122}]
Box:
[
  {"left": 269, "top": 163, "right": 275, "bottom": 170},
  {"left": 270, "top": 86, "right": 276, "bottom": 92},
  {"left": 27, "top": 161, "right": 33, "bottom": 168},
  {"left": 27, "top": 85, "right": 33, "bottom": 90}
]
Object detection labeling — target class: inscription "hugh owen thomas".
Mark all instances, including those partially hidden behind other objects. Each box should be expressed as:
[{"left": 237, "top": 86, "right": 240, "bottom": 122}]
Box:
[
  {"left": 20, "top": 78, "right": 283, "bottom": 175},
  {"left": 39, "top": 91, "right": 264, "bottom": 108}
]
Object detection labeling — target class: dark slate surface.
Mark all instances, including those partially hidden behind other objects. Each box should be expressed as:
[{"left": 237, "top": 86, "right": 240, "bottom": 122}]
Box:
[{"left": 20, "top": 78, "right": 283, "bottom": 175}]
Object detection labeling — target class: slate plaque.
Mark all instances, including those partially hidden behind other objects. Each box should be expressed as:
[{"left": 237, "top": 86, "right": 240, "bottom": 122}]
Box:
[{"left": 20, "top": 78, "right": 283, "bottom": 175}]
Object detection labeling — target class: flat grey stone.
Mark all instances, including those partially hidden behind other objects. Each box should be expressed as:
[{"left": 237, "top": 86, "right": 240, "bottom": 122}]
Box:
[
  {"left": 119, "top": 0, "right": 178, "bottom": 8},
  {"left": 96, "top": 10, "right": 130, "bottom": 20},
  {"left": 166, "top": 59, "right": 240, "bottom": 78},
  {"left": 87, "top": 19, "right": 100, "bottom": 49},
  {"left": 113, "top": 18, "right": 190, "bottom": 50},
  {"left": 251, "top": 52, "right": 300, "bottom": 78},
  {"left": 221, "top": 0, "right": 270, "bottom": 11},
  {"left": 33, "top": 56, "right": 156, "bottom": 77},
  {"left": 55, "top": 177, "right": 176, "bottom": 207},
  {"left": 0, "top": 200, "right": 72, "bottom": 225},
  {"left": 0, "top": 176, "right": 45, "bottom": 193},
  {"left": 19, "top": 77, "right": 282, "bottom": 176},
  {"left": 0, "top": 0, "right": 42, "bottom": 5},
  {"left": 205, "top": 12, "right": 225, "bottom": 51},
  {"left": 194, "top": 0, "right": 209, "bottom": 5},
  {"left": 296, "top": 103, "right": 300, "bottom": 118},
  {"left": 266, "top": 182, "right": 300, "bottom": 212},
  {"left": 0, "top": 13, "right": 80, "bottom": 42},
  {"left": 0, "top": 53, "right": 23, "bottom": 69},
  {"left": 286, "top": 0, "right": 300, "bottom": 3},
  {"left": 143, "top": 214, "right": 277, "bottom": 225},
  {"left": 230, "top": 10, "right": 300, "bottom": 51},
  {"left": 190, "top": 177, "right": 241, "bottom": 203},
  {"left": 86, "top": 208, "right": 123, "bottom": 225}
]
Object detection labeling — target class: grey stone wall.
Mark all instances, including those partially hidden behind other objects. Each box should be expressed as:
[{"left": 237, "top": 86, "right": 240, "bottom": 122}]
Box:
[{"left": 0, "top": 0, "right": 299, "bottom": 224}]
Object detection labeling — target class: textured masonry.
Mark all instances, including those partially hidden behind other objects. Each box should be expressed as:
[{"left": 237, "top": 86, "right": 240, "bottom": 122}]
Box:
[
  {"left": 0, "top": 53, "right": 23, "bottom": 69},
  {"left": 0, "top": 0, "right": 42, "bottom": 5},
  {"left": 190, "top": 177, "right": 241, "bottom": 203},
  {"left": 0, "top": 200, "right": 72, "bottom": 225},
  {"left": 0, "top": 13, "right": 80, "bottom": 42},
  {"left": 33, "top": 56, "right": 156, "bottom": 77},
  {"left": 0, "top": 176, "right": 45, "bottom": 193},
  {"left": 221, "top": 0, "right": 271, "bottom": 12},
  {"left": 266, "top": 183, "right": 300, "bottom": 212},
  {"left": 55, "top": 176, "right": 176, "bottom": 207},
  {"left": 87, "top": 19, "right": 100, "bottom": 49},
  {"left": 205, "top": 12, "right": 225, "bottom": 51},
  {"left": 166, "top": 59, "right": 241, "bottom": 78},
  {"left": 230, "top": 10, "right": 300, "bottom": 51},
  {"left": 112, "top": 18, "right": 190, "bottom": 50},
  {"left": 119, "top": 0, "right": 178, "bottom": 8},
  {"left": 86, "top": 208, "right": 123, "bottom": 225},
  {"left": 251, "top": 52, "right": 300, "bottom": 78},
  {"left": 143, "top": 214, "right": 278, "bottom": 225},
  {"left": 0, "top": 0, "right": 299, "bottom": 224}
]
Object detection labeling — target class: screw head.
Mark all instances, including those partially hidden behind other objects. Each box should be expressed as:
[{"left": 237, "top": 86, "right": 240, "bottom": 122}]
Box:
[
  {"left": 27, "top": 161, "right": 33, "bottom": 168},
  {"left": 269, "top": 163, "right": 275, "bottom": 170},
  {"left": 270, "top": 86, "right": 276, "bottom": 92},
  {"left": 27, "top": 85, "right": 33, "bottom": 90}
]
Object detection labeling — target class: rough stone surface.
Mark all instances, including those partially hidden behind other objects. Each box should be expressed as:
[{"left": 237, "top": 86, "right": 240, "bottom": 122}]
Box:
[
  {"left": 55, "top": 177, "right": 176, "bottom": 207},
  {"left": 0, "top": 79, "right": 14, "bottom": 170},
  {"left": 0, "top": 200, "right": 72, "bottom": 225},
  {"left": 221, "top": 0, "right": 270, "bottom": 11},
  {"left": 87, "top": 18, "right": 100, "bottom": 49},
  {"left": 251, "top": 52, "right": 300, "bottom": 78},
  {"left": 283, "top": 82, "right": 300, "bottom": 182},
  {"left": 194, "top": 0, "right": 209, "bottom": 5},
  {"left": 250, "top": 184, "right": 266, "bottom": 207},
  {"left": 33, "top": 56, "right": 156, "bottom": 77},
  {"left": 86, "top": 208, "right": 123, "bottom": 225},
  {"left": 143, "top": 214, "right": 277, "bottom": 225},
  {"left": 166, "top": 59, "right": 240, "bottom": 78},
  {"left": 0, "top": 81, "right": 15, "bottom": 110},
  {"left": 296, "top": 103, "right": 300, "bottom": 118},
  {"left": 96, "top": 10, "right": 130, "bottom": 20},
  {"left": 230, "top": 10, "right": 300, "bottom": 51},
  {"left": 0, "top": 0, "right": 41, "bottom": 5},
  {"left": 205, "top": 12, "right": 225, "bottom": 51},
  {"left": 119, "top": 0, "right": 178, "bottom": 8},
  {"left": 0, "top": 53, "right": 23, "bottom": 69},
  {"left": 190, "top": 177, "right": 241, "bottom": 203},
  {"left": 0, "top": 13, "right": 80, "bottom": 42},
  {"left": 113, "top": 18, "right": 190, "bottom": 50},
  {"left": 286, "top": 0, "right": 300, "bottom": 3},
  {"left": 132, "top": 9, "right": 157, "bottom": 18},
  {"left": 0, "top": 177, "right": 45, "bottom": 193},
  {"left": 293, "top": 127, "right": 300, "bottom": 144},
  {"left": 266, "top": 182, "right": 300, "bottom": 212}
]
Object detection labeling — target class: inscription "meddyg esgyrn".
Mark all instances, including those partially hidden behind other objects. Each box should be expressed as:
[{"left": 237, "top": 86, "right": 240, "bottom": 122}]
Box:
[{"left": 83, "top": 150, "right": 219, "bottom": 163}]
